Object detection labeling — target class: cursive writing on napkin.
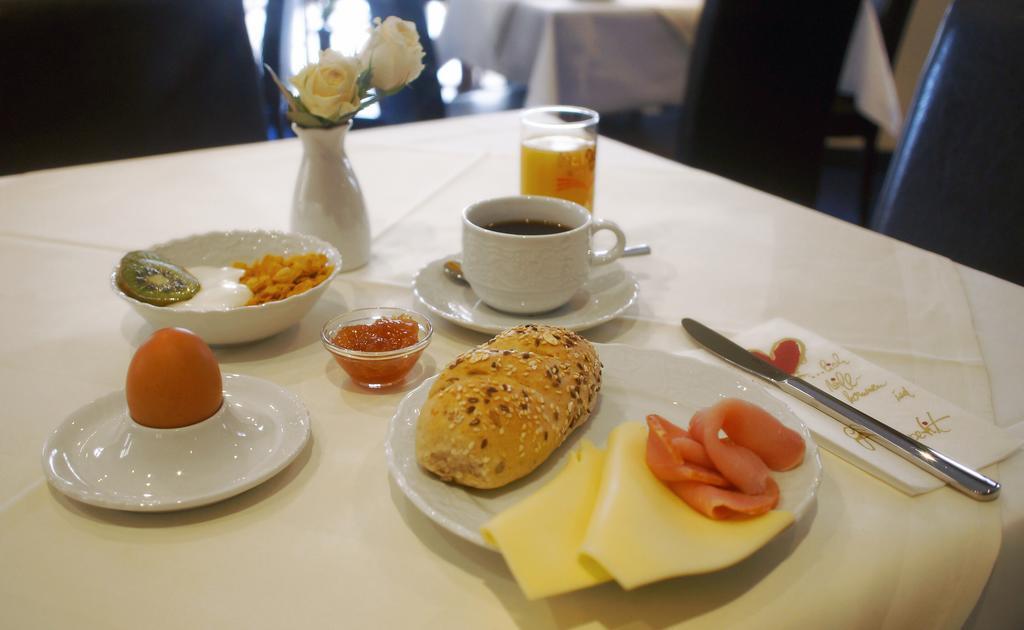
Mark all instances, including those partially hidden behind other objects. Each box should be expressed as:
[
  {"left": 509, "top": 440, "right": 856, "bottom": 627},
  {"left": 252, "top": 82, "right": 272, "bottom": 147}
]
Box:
[{"left": 730, "top": 319, "right": 1022, "bottom": 496}]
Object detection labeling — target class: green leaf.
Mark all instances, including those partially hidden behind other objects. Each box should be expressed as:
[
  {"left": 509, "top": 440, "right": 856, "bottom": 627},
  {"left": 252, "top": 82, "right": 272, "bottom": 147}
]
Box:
[
  {"left": 357, "top": 68, "right": 374, "bottom": 97},
  {"left": 264, "top": 63, "right": 301, "bottom": 112},
  {"left": 286, "top": 110, "right": 331, "bottom": 128}
]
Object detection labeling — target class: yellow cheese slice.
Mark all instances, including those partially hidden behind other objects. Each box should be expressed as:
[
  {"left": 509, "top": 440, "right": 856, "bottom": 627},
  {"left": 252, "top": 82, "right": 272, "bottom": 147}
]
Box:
[
  {"left": 580, "top": 421, "right": 795, "bottom": 590},
  {"left": 481, "top": 440, "right": 613, "bottom": 599}
]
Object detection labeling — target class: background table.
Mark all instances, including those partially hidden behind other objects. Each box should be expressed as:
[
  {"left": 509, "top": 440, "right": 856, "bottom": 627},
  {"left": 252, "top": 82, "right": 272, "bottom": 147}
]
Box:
[
  {"left": 1, "top": 112, "right": 1021, "bottom": 628},
  {"left": 438, "top": 0, "right": 903, "bottom": 136}
]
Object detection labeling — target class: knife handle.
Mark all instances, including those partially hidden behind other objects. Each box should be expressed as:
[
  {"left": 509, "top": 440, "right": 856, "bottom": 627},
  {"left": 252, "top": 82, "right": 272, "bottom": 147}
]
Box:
[{"left": 779, "top": 378, "right": 1001, "bottom": 501}]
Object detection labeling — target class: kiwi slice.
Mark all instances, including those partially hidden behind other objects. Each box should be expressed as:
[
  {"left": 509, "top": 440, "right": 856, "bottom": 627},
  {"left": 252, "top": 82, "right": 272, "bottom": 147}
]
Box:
[
  {"left": 121, "top": 250, "right": 161, "bottom": 265},
  {"left": 117, "top": 250, "right": 200, "bottom": 306}
]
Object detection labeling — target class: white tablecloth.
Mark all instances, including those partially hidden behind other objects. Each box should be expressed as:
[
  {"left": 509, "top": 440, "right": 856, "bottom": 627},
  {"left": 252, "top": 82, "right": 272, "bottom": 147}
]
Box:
[
  {"left": 438, "top": 0, "right": 903, "bottom": 136},
  {"left": 1, "top": 112, "right": 1020, "bottom": 628}
]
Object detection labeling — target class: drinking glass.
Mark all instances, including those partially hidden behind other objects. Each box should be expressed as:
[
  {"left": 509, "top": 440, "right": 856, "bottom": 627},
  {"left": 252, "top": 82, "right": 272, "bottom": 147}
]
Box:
[{"left": 520, "top": 106, "right": 599, "bottom": 211}]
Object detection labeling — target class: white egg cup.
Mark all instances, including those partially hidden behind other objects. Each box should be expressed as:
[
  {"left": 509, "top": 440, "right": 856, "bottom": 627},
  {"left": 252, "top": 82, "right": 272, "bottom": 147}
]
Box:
[{"left": 42, "top": 374, "right": 311, "bottom": 511}]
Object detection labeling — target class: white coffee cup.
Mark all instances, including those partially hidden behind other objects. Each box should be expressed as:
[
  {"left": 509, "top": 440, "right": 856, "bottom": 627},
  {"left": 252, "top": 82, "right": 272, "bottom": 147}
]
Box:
[{"left": 461, "top": 195, "right": 627, "bottom": 314}]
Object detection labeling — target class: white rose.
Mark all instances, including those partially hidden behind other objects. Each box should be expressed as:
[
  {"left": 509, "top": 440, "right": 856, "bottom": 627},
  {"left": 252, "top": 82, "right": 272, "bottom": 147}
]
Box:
[
  {"left": 360, "top": 17, "right": 425, "bottom": 93},
  {"left": 291, "top": 49, "right": 362, "bottom": 121}
]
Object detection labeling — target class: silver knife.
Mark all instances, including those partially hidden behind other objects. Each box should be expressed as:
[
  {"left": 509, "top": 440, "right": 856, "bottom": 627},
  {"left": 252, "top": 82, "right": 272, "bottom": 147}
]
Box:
[{"left": 682, "top": 318, "right": 1000, "bottom": 501}]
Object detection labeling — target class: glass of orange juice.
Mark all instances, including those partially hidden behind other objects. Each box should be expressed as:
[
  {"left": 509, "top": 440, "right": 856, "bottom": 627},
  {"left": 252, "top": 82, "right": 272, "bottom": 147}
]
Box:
[{"left": 520, "top": 106, "right": 599, "bottom": 211}]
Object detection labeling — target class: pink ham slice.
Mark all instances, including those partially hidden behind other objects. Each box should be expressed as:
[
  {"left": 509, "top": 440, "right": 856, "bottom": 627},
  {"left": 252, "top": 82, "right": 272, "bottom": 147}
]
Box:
[
  {"left": 668, "top": 434, "right": 715, "bottom": 469},
  {"left": 645, "top": 402, "right": 805, "bottom": 520},
  {"left": 715, "top": 398, "right": 806, "bottom": 471},
  {"left": 668, "top": 477, "right": 780, "bottom": 519},
  {"left": 645, "top": 416, "right": 729, "bottom": 486},
  {"left": 647, "top": 414, "right": 714, "bottom": 468},
  {"left": 690, "top": 407, "right": 772, "bottom": 496}
]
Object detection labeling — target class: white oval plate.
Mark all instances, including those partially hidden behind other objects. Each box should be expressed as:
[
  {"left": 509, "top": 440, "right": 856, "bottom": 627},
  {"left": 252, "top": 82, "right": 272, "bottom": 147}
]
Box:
[
  {"left": 385, "top": 343, "right": 822, "bottom": 548},
  {"left": 42, "top": 374, "right": 311, "bottom": 511},
  {"left": 412, "top": 255, "right": 639, "bottom": 334}
]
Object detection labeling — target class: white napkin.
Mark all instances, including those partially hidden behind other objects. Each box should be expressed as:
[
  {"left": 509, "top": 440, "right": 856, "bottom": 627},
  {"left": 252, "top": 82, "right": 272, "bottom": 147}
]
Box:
[{"left": 730, "top": 319, "right": 1022, "bottom": 495}]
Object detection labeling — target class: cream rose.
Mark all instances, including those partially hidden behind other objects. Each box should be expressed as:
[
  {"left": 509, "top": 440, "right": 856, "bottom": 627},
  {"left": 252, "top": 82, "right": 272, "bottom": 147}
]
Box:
[
  {"left": 291, "top": 49, "right": 362, "bottom": 122},
  {"left": 360, "top": 17, "right": 425, "bottom": 93}
]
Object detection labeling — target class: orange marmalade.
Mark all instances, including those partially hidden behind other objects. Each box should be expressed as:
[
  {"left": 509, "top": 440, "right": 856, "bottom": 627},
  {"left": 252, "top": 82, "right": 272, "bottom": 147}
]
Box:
[
  {"left": 330, "top": 316, "right": 423, "bottom": 387},
  {"left": 333, "top": 316, "right": 420, "bottom": 352}
]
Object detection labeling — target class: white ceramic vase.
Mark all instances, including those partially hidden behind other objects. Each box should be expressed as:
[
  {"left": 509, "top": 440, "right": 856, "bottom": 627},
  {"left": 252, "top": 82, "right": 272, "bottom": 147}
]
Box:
[{"left": 291, "top": 122, "right": 370, "bottom": 271}]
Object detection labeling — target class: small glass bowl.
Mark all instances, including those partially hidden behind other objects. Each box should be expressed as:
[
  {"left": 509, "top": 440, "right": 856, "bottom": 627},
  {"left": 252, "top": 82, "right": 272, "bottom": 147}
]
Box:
[{"left": 321, "top": 307, "right": 433, "bottom": 389}]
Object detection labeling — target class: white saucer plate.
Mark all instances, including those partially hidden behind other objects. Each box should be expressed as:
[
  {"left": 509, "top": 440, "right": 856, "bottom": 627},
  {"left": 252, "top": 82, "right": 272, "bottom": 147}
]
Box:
[
  {"left": 42, "top": 374, "right": 311, "bottom": 512},
  {"left": 386, "top": 343, "right": 822, "bottom": 548},
  {"left": 412, "top": 255, "right": 639, "bottom": 334}
]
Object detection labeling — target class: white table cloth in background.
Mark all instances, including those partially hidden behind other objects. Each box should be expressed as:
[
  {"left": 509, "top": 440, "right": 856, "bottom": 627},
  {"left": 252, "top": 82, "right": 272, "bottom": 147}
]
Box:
[
  {"left": 1, "top": 112, "right": 1020, "bottom": 628},
  {"left": 438, "top": 0, "right": 904, "bottom": 136}
]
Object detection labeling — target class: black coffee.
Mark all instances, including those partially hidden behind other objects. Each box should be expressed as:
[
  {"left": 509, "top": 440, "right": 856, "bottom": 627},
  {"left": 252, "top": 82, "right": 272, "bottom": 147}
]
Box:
[{"left": 484, "top": 219, "right": 571, "bottom": 235}]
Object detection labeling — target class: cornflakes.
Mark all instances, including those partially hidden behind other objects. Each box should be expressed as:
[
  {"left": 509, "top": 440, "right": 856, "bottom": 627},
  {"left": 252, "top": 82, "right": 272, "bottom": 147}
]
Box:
[{"left": 233, "top": 252, "right": 333, "bottom": 306}]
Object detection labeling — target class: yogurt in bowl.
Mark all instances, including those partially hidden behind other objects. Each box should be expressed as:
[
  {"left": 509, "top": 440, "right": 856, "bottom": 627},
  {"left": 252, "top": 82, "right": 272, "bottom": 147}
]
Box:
[
  {"left": 111, "top": 230, "right": 342, "bottom": 345},
  {"left": 166, "top": 266, "right": 253, "bottom": 311}
]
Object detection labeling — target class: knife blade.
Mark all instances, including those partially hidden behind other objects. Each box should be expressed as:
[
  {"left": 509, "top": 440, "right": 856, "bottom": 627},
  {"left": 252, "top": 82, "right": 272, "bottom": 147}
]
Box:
[{"left": 681, "top": 318, "right": 1000, "bottom": 501}]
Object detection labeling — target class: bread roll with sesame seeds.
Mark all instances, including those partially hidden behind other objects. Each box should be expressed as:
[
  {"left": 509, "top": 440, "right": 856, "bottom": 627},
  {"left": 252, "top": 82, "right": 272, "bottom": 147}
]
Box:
[{"left": 416, "top": 324, "right": 602, "bottom": 489}]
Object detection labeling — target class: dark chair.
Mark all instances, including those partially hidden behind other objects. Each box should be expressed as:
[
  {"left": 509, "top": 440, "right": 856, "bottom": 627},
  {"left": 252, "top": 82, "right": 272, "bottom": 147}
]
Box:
[
  {"left": 870, "top": 0, "right": 1024, "bottom": 287},
  {"left": 676, "top": 0, "right": 861, "bottom": 207},
  {"left": 827, "top": 0, "right": 915, "bottom": 224},
  {"left": 0, "top": 0, "right": 267, "bottom": 175},
  {"left": 262, "top": 0, "right": 288, "bottom": 139}
]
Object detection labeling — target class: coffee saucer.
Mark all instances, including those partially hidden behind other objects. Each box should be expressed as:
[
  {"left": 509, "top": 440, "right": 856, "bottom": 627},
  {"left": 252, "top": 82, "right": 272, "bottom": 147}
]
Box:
[{"left": 412, "top": 255, "right": 639, "bottom": 334}]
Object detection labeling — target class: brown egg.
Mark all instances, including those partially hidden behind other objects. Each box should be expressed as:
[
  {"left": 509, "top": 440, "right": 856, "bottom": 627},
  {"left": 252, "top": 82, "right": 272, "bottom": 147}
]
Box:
[{"left": 125, "top": 327, "right": 223, "bottom": 429}]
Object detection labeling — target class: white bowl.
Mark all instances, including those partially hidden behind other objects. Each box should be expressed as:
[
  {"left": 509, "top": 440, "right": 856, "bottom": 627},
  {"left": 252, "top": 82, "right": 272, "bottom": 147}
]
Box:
[{"left": 112, "top": 230, "right": 342, "bottom": 345}]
